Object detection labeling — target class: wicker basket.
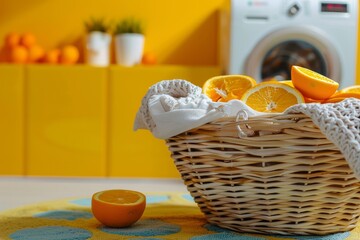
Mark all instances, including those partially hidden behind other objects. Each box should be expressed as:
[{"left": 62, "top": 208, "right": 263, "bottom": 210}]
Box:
[{"left": 166, "top": 111, "right": 360, "bottom": 235}]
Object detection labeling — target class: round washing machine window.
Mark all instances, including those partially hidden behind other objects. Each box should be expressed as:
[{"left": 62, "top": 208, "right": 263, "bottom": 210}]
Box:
[
  {"left": 244, "top": 26, "right": 341, "bottom": 83},
  {"left": 261, "top": 40, "right": 327, "bottom": 81}
]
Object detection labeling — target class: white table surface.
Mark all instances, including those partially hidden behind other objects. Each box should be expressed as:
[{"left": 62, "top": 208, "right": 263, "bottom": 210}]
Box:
[{"left": 0, "top": 176, "right": 187, "bottom": 212}]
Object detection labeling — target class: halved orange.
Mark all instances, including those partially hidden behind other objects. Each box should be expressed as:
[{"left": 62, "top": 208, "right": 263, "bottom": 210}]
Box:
[
  {"left": 279, "top": 80, "right": 294, "bottom": 87},
  {"left": 337, "top": 85, "right": 360, "bottom": 94},
  {"left": 291, "top": 65, "right": 339, "bottom": 99},
  {"left": 241, "top": 82, "right": 304, "bottom": 113},
  {"left": 325, "top": 91, "right": 360, "bottom": 103},
  {"left": 328, "top": 92, "right": 360, "bottom": 99},
  {"left": 92, "top": 189, "right": 146, "bottom": 227},
  {"left": 203, "top": 75, "right": 256, "bottom": 102},
  {"left": 303, "top": 96, "right": 325, "bottom": 103},
  {"left": 325, "top": 97, "right": 347, "bottom": 103}
]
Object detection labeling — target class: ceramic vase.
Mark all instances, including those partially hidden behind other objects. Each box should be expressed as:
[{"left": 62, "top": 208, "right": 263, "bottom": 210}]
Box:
[
  {"left": 85, "top": 31, "right": 111, "bottom": 66},
  {"left": 115, "top": 33, "right": 144, "bottom": 66}
]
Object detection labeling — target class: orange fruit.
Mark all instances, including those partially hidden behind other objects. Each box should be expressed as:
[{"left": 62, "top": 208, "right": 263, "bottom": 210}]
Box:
[
  {"left": 91, "top": 189, "right": 146, "bottom": 228},
  {"left": 241, "top": 82, "right": 304, "bottom": 113},
  {"left": 337, "top": 85, "right": 360, "bottom": 94},
  {"left": 20, "top": 33, "right": 36, "bottom": 48},
  {"left": 4, "top": 32, "right": 20, "bottom": 48},
  {"left": 60, "top": 45, "right": 79, "bottom": 64},
  {"left": 142, "top": 52, "right": 157, "bottom": 65},
  {"left": 44, "top": 49, "right": 61, "bottom": 64},
  {"left": 279, "top": 80, "right": 294, "bottom": 87},
  {"left": 328, "top": 92, "right": 360, "bottom": 99},
  {"left": 325, "top": 92, "right": 360, "bottom": 103},
  {"left": 203, "top": 75, "right": 257, "bottom": 102},
  {"left": 10, "top": 46, "right": 28, "bottom": 63},
  {"left": 27, "top": 45, "right": 45, "bottom": 63},
  {"left": 265, "top": 78, "right": 279, "bottom": 82},
  {"left": 325, "top": 97, "right": 347, "bottom": 103},
  {"left": 291, "top": 65, "right": 339, "bottom": 99},
  {"left": 303, "top": 97, "right": 324, "bottom": 103}
]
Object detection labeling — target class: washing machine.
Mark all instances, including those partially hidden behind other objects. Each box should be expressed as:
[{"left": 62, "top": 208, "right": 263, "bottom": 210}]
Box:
[{"left": 220, "top": 0, "right": 358, "bottom": 88}]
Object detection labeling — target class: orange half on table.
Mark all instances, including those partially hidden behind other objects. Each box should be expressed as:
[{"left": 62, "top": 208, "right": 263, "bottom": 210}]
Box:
[
  {"left": 241, "top": 82, "right": 304, "bottom": 113},
  {"left": 291, "top": 65, "right": 339, "bottom": 100},
  {"left": 92, "top": 189, "right": 146, "bottom": 227},
  {"left": 203, "top": 75, "right": 257, "bottom": 102}
]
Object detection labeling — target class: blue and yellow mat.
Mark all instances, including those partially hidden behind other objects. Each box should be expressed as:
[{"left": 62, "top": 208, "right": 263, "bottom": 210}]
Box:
[{"left": 0, "top": 192, "right": 359, "bottom": 240}]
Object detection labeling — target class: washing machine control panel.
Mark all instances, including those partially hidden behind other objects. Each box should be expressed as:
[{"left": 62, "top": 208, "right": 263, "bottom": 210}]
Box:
[
  {"left": 287, "top": 3, "right": 301, "bottom": 16},
  {"left": 321, "top": 2, "right": 348, "bottom": 13}
]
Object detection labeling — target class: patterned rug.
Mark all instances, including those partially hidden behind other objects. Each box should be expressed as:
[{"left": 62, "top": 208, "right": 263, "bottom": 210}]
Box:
[{"left": 0, "top": 192, "right": 359, "bottom": 240}]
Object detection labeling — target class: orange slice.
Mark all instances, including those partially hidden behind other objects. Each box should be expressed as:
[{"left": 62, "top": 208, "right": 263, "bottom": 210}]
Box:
[
  {"left": 241, "top": 82, "right": 304, "bottom": 113},
  {"left": 291, "top": 65, "right": 339, "bottom": 99},
  {"left": 325, "top": 91, "right": 360, "bottom": 103},
  {"left": 328, "top": 92, "right": 360, "bottom": 99},
  {"left": 203, "top": 75, "right": 256, "bottom": 102},
  {"left": 337, "top": 85, "right": 360, "bottom": 94},
  {"left": 92, "top": 189, "right": 146, "bottom": 227},
  {"left": 303, "top": 97, "right": 325, "bottom": 103},
  {"left": 325, "top": 97, "right": 347, "bottom": 103},
  {"left": 279, "top": 80, "right": 294, "bottom": 87}
]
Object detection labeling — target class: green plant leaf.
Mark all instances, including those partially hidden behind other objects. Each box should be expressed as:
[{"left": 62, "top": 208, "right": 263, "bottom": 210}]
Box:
[
  {"left": 114, "top": 17, "right": 144, "bottom": 35},
  {"left": 84, "top": 17, "right": 111, "bottom": 33}
]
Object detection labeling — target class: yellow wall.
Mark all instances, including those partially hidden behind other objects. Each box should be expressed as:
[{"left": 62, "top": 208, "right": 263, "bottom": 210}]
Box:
[{"left": 0, "top": 0, "right": 223, "bottom": 65}]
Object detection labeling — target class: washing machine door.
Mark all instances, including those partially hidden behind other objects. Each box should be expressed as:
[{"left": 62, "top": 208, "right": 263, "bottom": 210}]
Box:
[{"left": 244, "top": 26, "right": 341, "bottom": 83}]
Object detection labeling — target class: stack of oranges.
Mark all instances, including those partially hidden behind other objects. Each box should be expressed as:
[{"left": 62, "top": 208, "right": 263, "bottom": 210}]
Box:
[
  {"left": 5, "top": 32, "right": 43, "bottom": 64},
  {"left": 3, "top": 32, "right": 79, "bottom": 65},
  {"left": 202, "top": 66, "right": 360, "bottom": 113}
]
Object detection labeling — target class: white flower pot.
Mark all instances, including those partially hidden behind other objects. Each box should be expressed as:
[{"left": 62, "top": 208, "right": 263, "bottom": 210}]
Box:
[
  {"left": 85, "top": 31, "right": 111, "bottom": 66},
  {"left": 115, "top": 33, "right": 144, "bottom": 66}
]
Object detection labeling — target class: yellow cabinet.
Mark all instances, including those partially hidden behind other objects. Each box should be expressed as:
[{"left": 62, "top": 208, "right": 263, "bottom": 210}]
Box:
[
  {"left": 0, "top": 64, "right": 221, "bottom": 177},
  {"left": 109, "top": 65, "right": 221, "bottom": 178},
  {"left": 26, "top": 65, "right": 108, "bottom": 176},
  {"left": 0, "top": 65, "right": 24, "bottom": 175}
]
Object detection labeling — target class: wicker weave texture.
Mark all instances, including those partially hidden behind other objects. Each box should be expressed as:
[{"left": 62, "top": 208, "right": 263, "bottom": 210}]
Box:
[{"left": 167, "top": 113, "right": 360, "bottom": 235}]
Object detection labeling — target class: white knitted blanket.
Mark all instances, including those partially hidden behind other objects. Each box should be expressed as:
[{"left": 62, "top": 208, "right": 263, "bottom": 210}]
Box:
[
  {"left": 134, "top": 80, "right": 360, "bottom": 180},
  {"left": 286, "top": 99, "right": 360, "bottom": 180}
]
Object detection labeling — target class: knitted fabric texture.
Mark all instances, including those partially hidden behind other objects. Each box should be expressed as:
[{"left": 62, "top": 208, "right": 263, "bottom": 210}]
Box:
[
  {"left": 134, "top": 79, "right": 204, "bottom": 130},
  {"left": 286, "top": 98, "right": 360, "bottom": 180}
]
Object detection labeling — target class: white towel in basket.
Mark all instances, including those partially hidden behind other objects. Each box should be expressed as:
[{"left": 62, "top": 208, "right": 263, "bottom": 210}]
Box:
[
  {"left": 134, "top": 79, "right": 360, "bottom": 180},
  {"left": 133, "top": 79, "right": 262, "bottom": 139}
]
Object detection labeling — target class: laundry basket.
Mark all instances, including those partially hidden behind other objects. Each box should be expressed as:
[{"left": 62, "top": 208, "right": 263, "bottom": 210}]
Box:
[{"left": 166, "top": 111, "right": 360, "bottom": 235}]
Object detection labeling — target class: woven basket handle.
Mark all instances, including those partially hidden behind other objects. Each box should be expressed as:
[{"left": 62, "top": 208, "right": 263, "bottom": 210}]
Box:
[{"left": 236, "top": 110, "right": 249, "bottom": 138}]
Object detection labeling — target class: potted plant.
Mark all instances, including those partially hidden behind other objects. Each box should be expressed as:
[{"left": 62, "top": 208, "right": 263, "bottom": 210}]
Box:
[
  {"left": 84, "top": 17, "right": 111, "bottom": 66},
  {"left": 114, "top": 18, "right": 145, "bottom": 66}
]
